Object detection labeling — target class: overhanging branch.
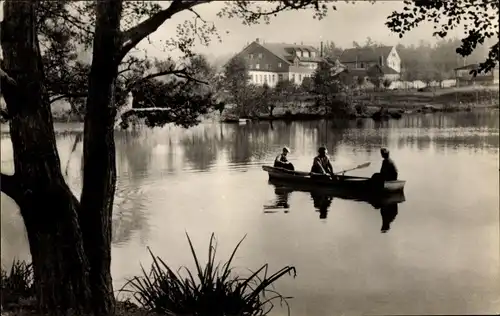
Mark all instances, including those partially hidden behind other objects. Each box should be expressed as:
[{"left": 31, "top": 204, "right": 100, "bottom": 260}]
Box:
[
  {"left": 128, "top": 68, "right": 208, "bottom": 88},
  {"left": 117, "top": 0, "right": 212, "bottom": 62},
  {"left": 49, "top": 93, "right": 86, "bottom": 104}
]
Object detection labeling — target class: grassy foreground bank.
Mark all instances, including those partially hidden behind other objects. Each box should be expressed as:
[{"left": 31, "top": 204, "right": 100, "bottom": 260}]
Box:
[{"left": 1, "top": 234, "right": 296, "bottom": 316}]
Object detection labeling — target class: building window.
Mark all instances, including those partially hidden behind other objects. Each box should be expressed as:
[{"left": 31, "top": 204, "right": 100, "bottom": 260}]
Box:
[
  {"left": 259, "top": 75, "right": 262, "bottom": 82},
  {"left": 249, "top": 54, "right": 254, "bottom": 59},
  {"left": 266, "top": 64, "right": 270, "bottom": 70},
  {"left": 278, "top": 63, "right": 282, "bottom": 68},
  {"left": 258, "top": 53, "right": 263, "bottom": 59},
  {"left": 311, "top": 51, "right": 316, "bottom": 58},
  {"left": 256, "top": 63, "right": 260, "bottom": 69},
  {"left": 291, "top": 74, "right": 295, "bottom": 81},
  {"left": 303, "top": 51, "right": 310, "bottom": 58},
  {"left": 278, "top": 74, "right": 283, "bottom": 81},
  {"left": 360, "top": 62, "right": 365, "bottom": 68},
  {"left": 273, "top": 74, "right": 276, "bottom": 82}
]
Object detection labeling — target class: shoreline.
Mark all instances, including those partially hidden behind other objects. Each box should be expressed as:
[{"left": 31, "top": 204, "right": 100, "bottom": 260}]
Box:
[
  {"left": 0, "top": 106, "right": 496, "bottom": 131},
  {"left": 221, "top": 104, "right": 499, "bottom": 123}
]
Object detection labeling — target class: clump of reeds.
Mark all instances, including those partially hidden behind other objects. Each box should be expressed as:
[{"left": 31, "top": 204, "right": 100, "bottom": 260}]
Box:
[{"left": 123, "top": 233, "right": 297, "bottom": 316}]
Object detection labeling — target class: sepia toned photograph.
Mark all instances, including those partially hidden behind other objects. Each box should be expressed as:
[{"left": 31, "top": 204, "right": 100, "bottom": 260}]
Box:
[{"left": 0, "top": 1, "right": 498, "bottom": 315}]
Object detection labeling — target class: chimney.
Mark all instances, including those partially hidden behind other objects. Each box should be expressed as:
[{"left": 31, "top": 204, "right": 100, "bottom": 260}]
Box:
[
  {"left": 320, "top": 41, "right": 323, "bottom": 57},
  {"left": 256, "top": 38, "right": 260, "bottom": 43}
]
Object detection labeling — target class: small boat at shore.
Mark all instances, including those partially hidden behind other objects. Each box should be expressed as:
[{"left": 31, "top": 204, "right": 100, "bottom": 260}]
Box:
[{"left": 262, "top": 165, "right": 405, "bottom": 193}]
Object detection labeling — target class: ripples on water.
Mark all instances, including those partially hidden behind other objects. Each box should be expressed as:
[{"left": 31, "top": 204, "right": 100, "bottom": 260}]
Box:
[{"left": 1, "top": 111, "right": 499, "bottom": 315}]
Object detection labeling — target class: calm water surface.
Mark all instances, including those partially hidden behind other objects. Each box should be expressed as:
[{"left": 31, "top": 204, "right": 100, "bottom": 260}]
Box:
[{"left": 1, "top": 112, "right": 499, "bottom": 315}]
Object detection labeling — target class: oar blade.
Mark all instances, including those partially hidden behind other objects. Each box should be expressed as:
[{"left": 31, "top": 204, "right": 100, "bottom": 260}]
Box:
[{"left": 357, "top": 162, "right": 371, "bottom": 168}]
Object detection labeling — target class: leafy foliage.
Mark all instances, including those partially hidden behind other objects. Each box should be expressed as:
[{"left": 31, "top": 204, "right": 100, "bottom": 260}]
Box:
[
  {"left": 300, "top": 77, "right": 314, "bottom": 93},
  {"left": 1, "top": 260, "right": 34, "bottom": 307},
  {"left": 311, "top": 61, "right": 349, "bottom": 115},
  {"left": 123, "top": 233, "right": 296, "bottom": 316},
  {"left": 386, "top": 0, "right": 499, "bottom": 75}
]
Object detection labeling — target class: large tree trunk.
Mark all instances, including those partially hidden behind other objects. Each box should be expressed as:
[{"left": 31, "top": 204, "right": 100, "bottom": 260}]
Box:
[
  {"left": 1, "top": 1, "right": 92, "bottom": 313},
  {"left": 78, "top": 0, "right": 123, "bottom": 314}
]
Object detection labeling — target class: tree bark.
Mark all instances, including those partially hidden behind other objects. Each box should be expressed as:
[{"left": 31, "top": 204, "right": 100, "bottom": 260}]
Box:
[
  {"left": 78, "top": 1, "right": 123, "bottom": 314},
  {"left": 1, "top": 1, "right": 92, "bottom": 313}
]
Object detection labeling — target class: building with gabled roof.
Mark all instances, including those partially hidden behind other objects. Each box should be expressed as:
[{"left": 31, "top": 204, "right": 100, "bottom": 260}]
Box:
[
  {"left": 454, "top": 63, "right": 499, "bottom": 86},
  {"left": 229, "top": 38, "right": 330, "bottom": 87},
  {"left": 339, "top": 45, "right": 401, "bottom": 80}
]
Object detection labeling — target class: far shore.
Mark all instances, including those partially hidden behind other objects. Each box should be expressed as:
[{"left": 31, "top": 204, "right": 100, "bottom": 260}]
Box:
[
  {"left": 222, "top": 85, "right": 500, "bottom": 122},
  {"left": 1, "top": 85, "right": 497, "bottom": 127}
]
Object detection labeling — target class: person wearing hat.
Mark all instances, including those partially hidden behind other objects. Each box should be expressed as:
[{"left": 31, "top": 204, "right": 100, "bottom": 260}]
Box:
[
  {"left": 274, "top": 146, "right": 295, "bottom": 171},
  {"left": 310, "top": 146, "right": 335, "bottom": 177},
  {"left": 378, "top": 147, "right": 398, "bottom": 181}
]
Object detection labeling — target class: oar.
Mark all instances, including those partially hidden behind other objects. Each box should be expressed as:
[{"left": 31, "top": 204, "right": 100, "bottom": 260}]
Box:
[{"left": 334, "top": 162, "right": 371, "bottom": 175}]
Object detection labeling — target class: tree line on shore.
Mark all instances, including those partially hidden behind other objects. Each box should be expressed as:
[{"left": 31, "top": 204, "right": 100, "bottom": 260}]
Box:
[{"left": 0, "top": 0, "right": 497, "bottom": 315}]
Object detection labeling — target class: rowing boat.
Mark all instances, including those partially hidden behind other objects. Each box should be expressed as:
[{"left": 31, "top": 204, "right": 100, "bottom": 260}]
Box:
[{"left": 262, "top": 165, "right": 405, "bottom": 193}]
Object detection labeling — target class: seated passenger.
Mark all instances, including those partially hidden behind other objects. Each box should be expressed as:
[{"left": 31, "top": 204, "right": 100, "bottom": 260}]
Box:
[
  {"left": 274, "top": 147, "right": 295, "bottom": 171},
  {"left": 311, "top": 147, "right": 334, "bottom": 176},
  {"left": 372, "top": 148, "right": 399, "bottom": 183}
]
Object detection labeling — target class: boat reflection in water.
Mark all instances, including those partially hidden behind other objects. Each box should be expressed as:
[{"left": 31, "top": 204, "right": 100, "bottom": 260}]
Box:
[{"left": 265, "top": 178, "right": 406, "bottom": 229}]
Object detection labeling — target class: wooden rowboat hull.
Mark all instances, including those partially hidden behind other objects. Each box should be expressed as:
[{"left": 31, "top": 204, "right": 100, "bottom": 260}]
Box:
[{"left": 262, "top": 165, "right": 406, "bottom": 193}]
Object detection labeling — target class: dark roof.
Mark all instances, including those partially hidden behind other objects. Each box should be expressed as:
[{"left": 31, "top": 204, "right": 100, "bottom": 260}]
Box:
[
  {"left": 342, "top": 64, "right": 399, "bottom": 77},
  {"left": 259, "top": 42, "right": 323, "bottom": 64},
  {"left": 455, "top": 64, "right": 480, "bottom": 71},
  {"left": 344, "top": 68, "right": 368, "bottom": 77},
  {"left": 380, "top": 65, "right": 399, "bottom": 74},
  {"left": 339, "top": 46, "right": 394, "bottom": 63}
]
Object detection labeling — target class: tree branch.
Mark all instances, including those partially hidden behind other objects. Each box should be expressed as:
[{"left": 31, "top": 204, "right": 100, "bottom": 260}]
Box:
[
  {"left": 117, "top": 0, "right": 212, "bottom": 62},
  {"left": 129, "top": 68, "right": 208, "bottom": 89},
  {"left": 0, "top": 173, "right": 23, "bottom": 206},
  {"left": 49, "top": 93, "right": 87, "bottom": 104}
]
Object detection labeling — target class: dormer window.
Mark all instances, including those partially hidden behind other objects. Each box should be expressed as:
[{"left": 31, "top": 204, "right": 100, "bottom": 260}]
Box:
[
  {"left": 311, "top": 51, "right": 316, "bottom": 58},
  {"left": 249, "top": 54, "right": 254, "bottom": 59},
  {"left": 303, "top": 51, "right": 310, "bottom": 58},
  {"left": 258, "top": 53, "right": 263, "bottom": 59}
]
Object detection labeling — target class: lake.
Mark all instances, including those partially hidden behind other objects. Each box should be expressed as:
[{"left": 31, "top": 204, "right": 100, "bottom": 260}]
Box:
[{"left": 1, "top": 111, "right": 499, "bottom": 315}]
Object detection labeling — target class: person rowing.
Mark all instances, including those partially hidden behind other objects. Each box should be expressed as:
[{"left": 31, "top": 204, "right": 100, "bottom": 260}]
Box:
[
  {"left": 371, "top": 147, "right": 398, "bottom": 184},
  {"left": 274, "top": 146, "right": 295, "bottom": 171},
  {"left": 310, "top": 146, "right": 335, "bottom": 178}
]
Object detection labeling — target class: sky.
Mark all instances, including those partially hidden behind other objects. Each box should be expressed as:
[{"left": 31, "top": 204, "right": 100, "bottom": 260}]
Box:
[
  {"left": 135, "top": 1, "right": 470, "bottom": 61},
  {"left": 0, "top": 1, "right": 488, "bottom": 63}
]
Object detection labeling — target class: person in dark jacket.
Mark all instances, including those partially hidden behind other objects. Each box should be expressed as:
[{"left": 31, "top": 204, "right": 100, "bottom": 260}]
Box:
[
  {"left": 274, "top": 147, "right": 294, "bottom": 170},
  {"left": 379, "top": 148, "right": 398, "bottom": 181},
  {"left": 311, "top": 147, "right": 335, "bottom": 176},
  {"left": 371, "top": 147, "right": 398, "bottom": 185}
]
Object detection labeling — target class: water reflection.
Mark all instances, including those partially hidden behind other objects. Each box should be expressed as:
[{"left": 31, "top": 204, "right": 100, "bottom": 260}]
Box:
[
  {"left": 379, "top": 203, "right": 399, "bottom": 233},
  {"left": 310, "top": 191, "right": 334, "bottom": 219},
  {"left": 265, "top": 179, "right": 406, "bottom": 224},
  {"left": 263, "top": 185, "right": 291, "bottom": 213},
  {"left": 1, "top": 111, "right": 498, "bottom": 315}
]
